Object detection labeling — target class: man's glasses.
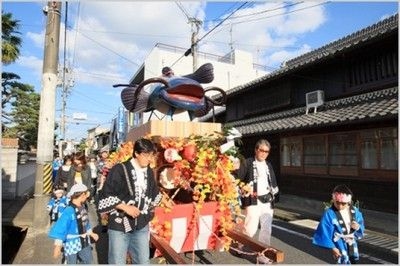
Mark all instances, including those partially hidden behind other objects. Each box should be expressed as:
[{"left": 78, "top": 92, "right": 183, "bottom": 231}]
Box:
[
  {"left": 257, "top": 148, "right": 270, "bottom": 154},
  {"left": 336, "top": 202, "right": 349, "bottom": 206}
]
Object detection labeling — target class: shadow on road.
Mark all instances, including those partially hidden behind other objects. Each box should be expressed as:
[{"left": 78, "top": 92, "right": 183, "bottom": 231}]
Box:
[
  {"left": 2, "top": 197, "right": 31, "bottom": 224},
  {"left": 2, "top": 197, "right": 32, "bottom": 264},
  {"left": 2, "top": 225, "right": 28, "bottom": 264}
]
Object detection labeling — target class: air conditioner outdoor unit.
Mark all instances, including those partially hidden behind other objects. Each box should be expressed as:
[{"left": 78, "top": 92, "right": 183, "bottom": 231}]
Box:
[{"left": 306, "top": 90, "right": 324, "bottom": 114}]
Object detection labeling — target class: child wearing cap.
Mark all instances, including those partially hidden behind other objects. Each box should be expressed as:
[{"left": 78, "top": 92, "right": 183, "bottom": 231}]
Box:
[
  {"left": 312, "top": 184, "right": 365, "bottom": 264},
  {"left": 47, "top": 186, "right": 68, "bottom": 224},
  {"left": 48, "top": 183, "right": 99, "bottom": 264}
]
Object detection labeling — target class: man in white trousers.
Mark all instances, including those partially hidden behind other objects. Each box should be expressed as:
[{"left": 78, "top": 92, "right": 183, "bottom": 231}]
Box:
[{"left": 237, "top": 139, "right": 279, "bottom": 263}]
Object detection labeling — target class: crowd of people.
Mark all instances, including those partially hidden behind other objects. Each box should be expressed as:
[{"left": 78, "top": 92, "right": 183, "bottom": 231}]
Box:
[
  {"left": 51, "top": 150, "right": 110, "bottom": 202},
  {"left": 47, "top": 137, "right": 364, "bottom": 264},
  {"left": 48, "top": 140, "right": 163, "bottom": 264},
  {"left": 48, "top": 149, "right": 111, "bottom": 263}
]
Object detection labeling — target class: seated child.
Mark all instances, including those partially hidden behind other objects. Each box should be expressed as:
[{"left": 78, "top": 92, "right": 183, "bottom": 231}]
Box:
[{"left": 47, "top": 186, "right": 68, "bottom": 224}]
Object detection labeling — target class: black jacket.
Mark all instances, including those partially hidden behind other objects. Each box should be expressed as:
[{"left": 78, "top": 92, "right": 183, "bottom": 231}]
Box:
[
  {"left": 237, "top": 157, "right": 279, "bottom": 208},
  {"left": 97, "top": 160, "right": 162, "bottom": 232}
]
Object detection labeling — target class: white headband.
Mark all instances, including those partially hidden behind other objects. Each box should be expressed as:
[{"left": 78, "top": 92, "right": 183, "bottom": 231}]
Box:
[{"left": 332, "top": 192, "right": 352, "bottom": 203}]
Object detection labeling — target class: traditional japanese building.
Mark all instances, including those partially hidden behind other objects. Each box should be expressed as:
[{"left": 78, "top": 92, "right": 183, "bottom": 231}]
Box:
[{"left": 202, "top": 14, "right": 398, "bottom": 213}]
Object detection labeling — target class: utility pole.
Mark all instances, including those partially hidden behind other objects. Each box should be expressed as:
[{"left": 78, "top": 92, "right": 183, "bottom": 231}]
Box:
[
  {"left": 61, "top": 86, "right": 66, "bottom": 139},
  {"left": 34, "top": 1, "right": 62, "bottom": 228},
  {"left": 59, "top": 74, "right": 67, "bottom": 158},
  {"left": 189, "top": 18, "right": 202, "bottom": 72},
  {"left": 58, "top": 65, "right": 74, "bottom": 158},
  {"left": 229, "top": 23, "right": 234, "bottom": 52},
  {"left": 61, "top": 2, "right": 68, "bottom": 143},
  {"left": 229, "top": 23, "right": 234, "bottom": 63},
  {"left": 176, "top": 2, "right": 202, "bottom": 71}
]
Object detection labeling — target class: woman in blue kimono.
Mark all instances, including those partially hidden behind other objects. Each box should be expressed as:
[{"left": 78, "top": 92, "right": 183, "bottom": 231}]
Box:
[{"left": 312, "top": 185, "right": 365, "bottom": 264}]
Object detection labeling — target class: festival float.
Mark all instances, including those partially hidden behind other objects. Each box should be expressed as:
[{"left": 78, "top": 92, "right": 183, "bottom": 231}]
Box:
[{"left": 109, "top": 63, "right": 284, "bottom": 263}]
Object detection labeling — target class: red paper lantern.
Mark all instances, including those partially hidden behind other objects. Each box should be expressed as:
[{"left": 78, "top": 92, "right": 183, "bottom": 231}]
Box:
[{"left": 182, "top": 143, "right": 197, "bottom": 162}]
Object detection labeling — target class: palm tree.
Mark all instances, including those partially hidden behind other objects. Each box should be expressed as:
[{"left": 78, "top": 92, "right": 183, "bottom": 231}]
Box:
[{"left": 2, "top": 12, "right": 22, "bottom": 65}]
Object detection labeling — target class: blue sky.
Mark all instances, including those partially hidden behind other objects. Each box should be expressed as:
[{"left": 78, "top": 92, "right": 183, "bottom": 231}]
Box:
[{"left": 2, "top": 1, "right": 398, "bottom": 141}]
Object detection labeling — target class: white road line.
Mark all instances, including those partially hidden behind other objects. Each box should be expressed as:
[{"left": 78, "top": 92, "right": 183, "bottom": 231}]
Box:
[
  {"left": 273, "top": 224, "right": 312, "bottom": 240},
  {"left": 359, "top": 253, "right": 393, "bottom": 264},
  {"left": 365, "top": 238, "right": 393, "bottom": 245},
  {"left": 288, "top": 219, "right": 319, "bottom": 230},
  {"left": 361, "top": 235, "right": 398, "bottom": 251},
  {"left": 273, "top": 224, "right": 394, "bottom": 264}
]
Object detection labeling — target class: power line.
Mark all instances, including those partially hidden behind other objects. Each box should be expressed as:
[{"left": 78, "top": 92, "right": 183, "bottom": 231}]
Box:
[
  {"left": 202, "top": 2, "right": 245, "bottom": 23},
  {"left": 201, "top": 1, "right": 328, "bottom": 48},
  {"left": 175, "top": 1, "right": 191, "bottom": 20},
  {"left": 231, "top": 1, "right": 330, "bottom": 26},
  {"left": 64, "top": 120, "right": 108, "bottom": 126},
  {"left": 202, "top": 2, "right": 321, "bottom": 42},
  {"left": 195, "top": 2, "right": 249, "bottom": 48},
  {"left": 73, "top": 28, "right": 142, "bottom": 68},
  {"left": 171, "top": 1, "right": 249, "bottom": 67},
  {"left": 204, "top": 39, "right": 304, "bottom": 50},
  {"left": 208, "top": 2, "right": 304, "bottom": 23},
  {"left": 56, "top": 106, "right": 115, "bottom": 115},
  {"left": 69, "top": 88, "right": 116, "bottom": 110},
  {"left": 60, "top": 2, "right": 316, "bottom": 79},
  {"left": 76, "top": 70, "right": 124, "bottom": 80},
  {"left": 69, "top": 28, "right": 162, "bottom": 78},
  {"left": 71, "top": 1, "right": 81, "bottom": 69},
  {"left": 198, "top": 1, "right": 329, "bottom": 61},
  {"left": 77, "top": 28, "right": 187, "bottom": 39}
]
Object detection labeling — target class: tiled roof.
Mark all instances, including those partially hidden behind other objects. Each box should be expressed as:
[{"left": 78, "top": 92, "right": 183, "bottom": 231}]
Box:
[
  {"left": 227, "top": 87, "right": 398, "bottom": 136},
  {"left": 197, "top": 106, "right": 226, "bottom": 122},
  {"left": 226, "top": 14, "right": 398, "bottom": 97}
]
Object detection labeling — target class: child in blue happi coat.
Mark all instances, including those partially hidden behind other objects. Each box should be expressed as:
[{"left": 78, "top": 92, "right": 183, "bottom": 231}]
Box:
[
  {"left": 48, "top": 183, "right": 99, "bottom": 264},
  {"left": 312, "top": 184, "right": 365, "bottom": 264},
  {"left": 47, "top": 186, "right": 68, "bottom": 224}
]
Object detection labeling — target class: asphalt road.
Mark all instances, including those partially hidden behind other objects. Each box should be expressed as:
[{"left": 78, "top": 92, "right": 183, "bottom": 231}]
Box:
[
  {"left": 271, "top": 220, "right": 398, "bottom": 264},
  {"left": 90, "top": 205, "right": 398, "bottom": 265}
]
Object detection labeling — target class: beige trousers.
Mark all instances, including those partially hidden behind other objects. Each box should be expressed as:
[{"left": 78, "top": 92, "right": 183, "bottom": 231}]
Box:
[{"left": 243, "top": 200, "right": 274, "bottom": 245}]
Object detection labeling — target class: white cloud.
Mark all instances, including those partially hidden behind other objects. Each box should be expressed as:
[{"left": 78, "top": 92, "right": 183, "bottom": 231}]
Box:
[
  {"left": 10, "top": 1, "right": 332, "bottom": 140},
  {"left": 56, "top": 2, "right": 205, "bottom": 90},
  {"left": 17, "top": 55, "right": 42, "bottom": 76},
  {"left": 26, "top": 30, "right": 45, "bottom": 48},
  {"left": 22, "top": 2, "right": 327, "bottom": 90},
  {"left": 268, "top": 44, "right": 312, "bottom": 66},
  {"left": 274, "top": 2, "right": 327, "bottom": 36},
  {"left": 197, "top": 2, "right": 327, "bottom": 69}
]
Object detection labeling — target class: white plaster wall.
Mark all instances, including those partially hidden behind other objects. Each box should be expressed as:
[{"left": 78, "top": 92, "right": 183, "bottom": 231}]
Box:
[{"left": 1, "top": 147, "right": 18, "bottom": 198}]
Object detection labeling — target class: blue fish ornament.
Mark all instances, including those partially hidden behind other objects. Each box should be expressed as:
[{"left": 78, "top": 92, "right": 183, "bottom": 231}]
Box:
[{"left": 117, "top": 63, "right": 226, "bottom": 121}]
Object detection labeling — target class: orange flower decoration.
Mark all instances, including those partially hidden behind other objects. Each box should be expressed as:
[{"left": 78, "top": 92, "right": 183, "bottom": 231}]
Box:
[{"left": 108, "top": 131, "right": 242, "bottom": 252}]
